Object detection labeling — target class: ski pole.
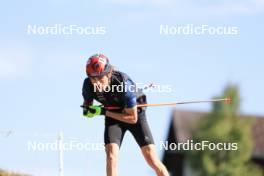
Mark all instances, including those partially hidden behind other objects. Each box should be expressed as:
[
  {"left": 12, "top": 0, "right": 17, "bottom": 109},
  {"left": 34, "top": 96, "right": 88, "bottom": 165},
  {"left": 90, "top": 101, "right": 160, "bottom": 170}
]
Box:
[{"left": 82, "top": 97, "right": 231, "bottom": 110}]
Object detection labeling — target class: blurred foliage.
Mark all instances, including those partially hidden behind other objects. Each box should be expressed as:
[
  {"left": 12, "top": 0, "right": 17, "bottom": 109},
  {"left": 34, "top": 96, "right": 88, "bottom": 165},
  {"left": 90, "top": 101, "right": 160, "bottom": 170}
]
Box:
[
  {"left": 186, "top": 85, "right": 262, "bottom": 176},
  {"left": 0, "top": 169, "right": 30, "bottom": 176}
]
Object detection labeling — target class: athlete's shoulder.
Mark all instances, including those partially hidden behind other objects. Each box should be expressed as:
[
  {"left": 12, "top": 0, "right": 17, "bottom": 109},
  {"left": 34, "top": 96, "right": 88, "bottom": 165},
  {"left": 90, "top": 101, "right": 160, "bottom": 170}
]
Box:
[
  {"left": 119, "top": 70, "right": 130, "bottom": 78},
  {"left": 113, "top": 70, "right": 134, "bottom": 82},
  {"left": 82, "top": 77, "right": 93, "bottom": 91},
  {"left": 83, "top": 77, "right": 90, "bottom": 82},
  {"left": 82, "top": 77, "right": 94, "bottom": 101},
  {"left": 83, "top": 77, "right": 91, "bottom": 85}
]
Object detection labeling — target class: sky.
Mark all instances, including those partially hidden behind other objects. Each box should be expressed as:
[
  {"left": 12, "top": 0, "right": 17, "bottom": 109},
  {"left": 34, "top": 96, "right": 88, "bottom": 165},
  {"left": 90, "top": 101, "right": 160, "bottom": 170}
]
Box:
[{"left": 0, "top": 0, "right": 264, "bottom": 175}]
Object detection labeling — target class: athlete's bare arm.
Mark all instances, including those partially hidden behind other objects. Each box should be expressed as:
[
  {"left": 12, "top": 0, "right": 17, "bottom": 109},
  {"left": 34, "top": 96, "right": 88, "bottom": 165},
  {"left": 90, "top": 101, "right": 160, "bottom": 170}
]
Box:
[{"left": 105, "top": 106, "right": 138, "bottom": 124}]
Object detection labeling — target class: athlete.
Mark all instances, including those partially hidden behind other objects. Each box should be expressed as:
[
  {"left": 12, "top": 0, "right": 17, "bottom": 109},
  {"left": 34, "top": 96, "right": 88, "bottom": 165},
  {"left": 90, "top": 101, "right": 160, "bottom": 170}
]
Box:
[{"left": 82, "top": 54, "right": 169, "bottom": 176}]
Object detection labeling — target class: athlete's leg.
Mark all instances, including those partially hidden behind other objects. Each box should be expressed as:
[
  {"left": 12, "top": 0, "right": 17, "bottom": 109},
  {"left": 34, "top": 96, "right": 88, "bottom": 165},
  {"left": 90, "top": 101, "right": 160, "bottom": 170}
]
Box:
[
  {"left": 104, "top": 118, "right": 126, "bottom": 176},
  {"left": 141, "top": 144, "right": 169, "bottom": 176},
  {"left": 128, "top": 110, "right": 169, "bottom": 176},
  {"left": 105, "top": 143, "right": 119, "bottom": 176}
]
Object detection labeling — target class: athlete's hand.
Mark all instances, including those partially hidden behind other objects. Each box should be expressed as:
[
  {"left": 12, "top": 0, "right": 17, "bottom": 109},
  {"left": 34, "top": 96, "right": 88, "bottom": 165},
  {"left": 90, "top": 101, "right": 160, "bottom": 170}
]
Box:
[{"left": 83, "top": 105, "right": 106, "bottom": 118}]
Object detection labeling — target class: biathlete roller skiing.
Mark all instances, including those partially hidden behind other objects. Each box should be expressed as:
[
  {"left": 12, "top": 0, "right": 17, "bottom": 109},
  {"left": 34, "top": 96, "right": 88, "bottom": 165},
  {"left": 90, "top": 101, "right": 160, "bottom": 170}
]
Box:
[
  {"left": 81, "top": 54, "right": 170, "bottom": 176},
  {"left": 81, "top": 53, "right": 232, "bottom": 176}
]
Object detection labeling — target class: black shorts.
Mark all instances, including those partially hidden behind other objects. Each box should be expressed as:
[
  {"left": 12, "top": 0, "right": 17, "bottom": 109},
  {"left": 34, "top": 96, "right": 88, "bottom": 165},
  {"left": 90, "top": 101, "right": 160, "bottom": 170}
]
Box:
[{"left": 104, "top": 110, "right": 154, "bottom": 148}]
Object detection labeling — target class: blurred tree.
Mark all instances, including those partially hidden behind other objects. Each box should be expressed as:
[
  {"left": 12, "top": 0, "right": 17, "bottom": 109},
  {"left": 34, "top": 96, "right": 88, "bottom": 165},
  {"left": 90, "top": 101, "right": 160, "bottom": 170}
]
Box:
[
  {"left": 186, "top": 85, "right": 262, "bottom": 176},
  {"left": 0, "top": 169, "right": 30, "bottom": 176}
]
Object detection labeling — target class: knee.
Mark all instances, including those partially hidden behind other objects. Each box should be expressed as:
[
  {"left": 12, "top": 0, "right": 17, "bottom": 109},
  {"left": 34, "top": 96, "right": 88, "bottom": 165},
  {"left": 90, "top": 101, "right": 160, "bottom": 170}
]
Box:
[
  {"left": 106, "top": 144, "right": 119, "bottom": 164},
  {"left": 142, "top": 146, "right": 169, "bottom": 175},
  {"left": 107, "top": 152, "right": 118, "bottom": 164},
  {"left": 146, "top": 154, "right": 159, "bottom": 167},
  {"left": 143, "top": 147, "right": 159, "bottom": 166}
]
